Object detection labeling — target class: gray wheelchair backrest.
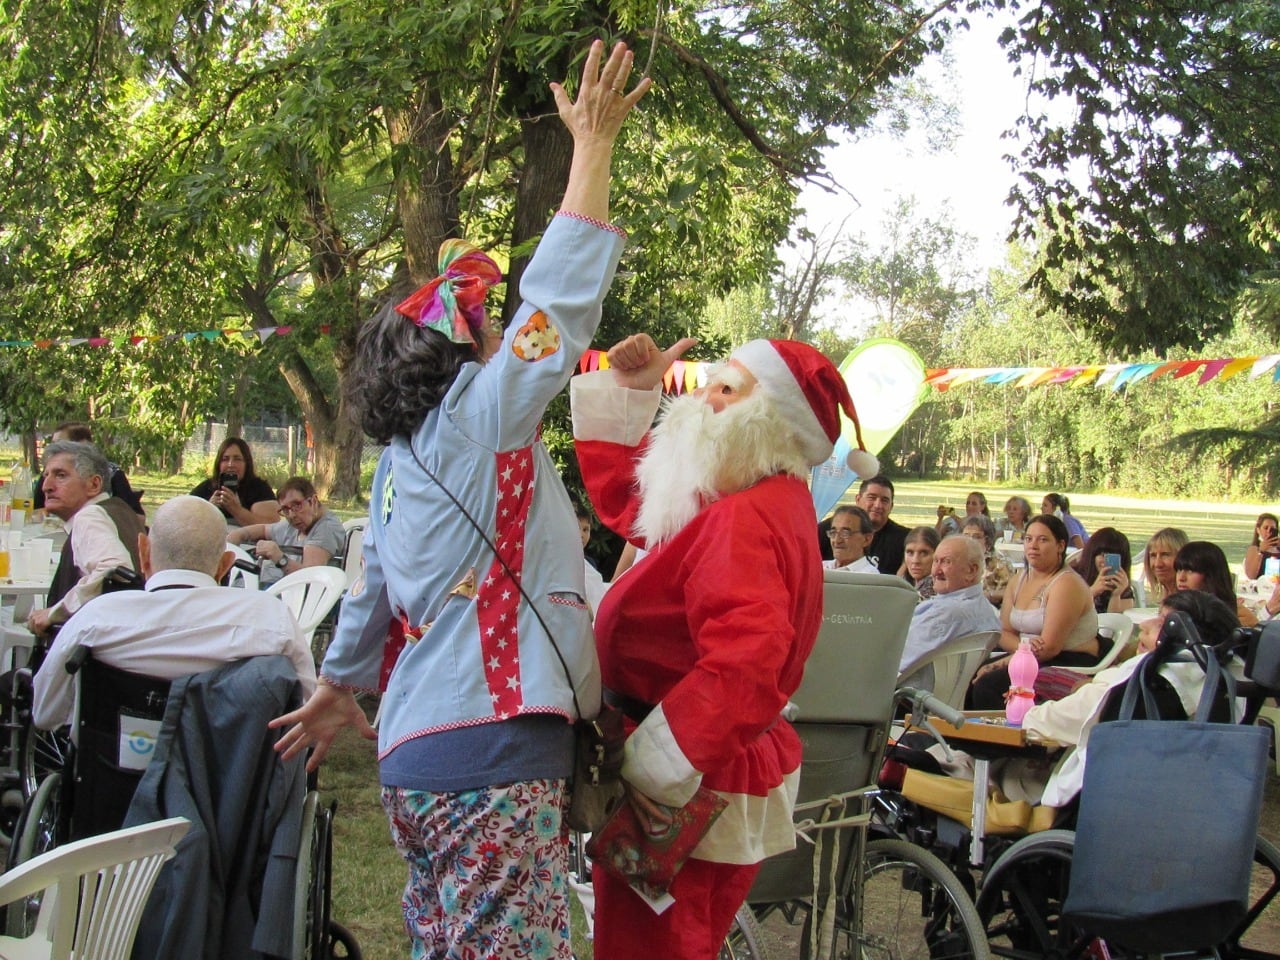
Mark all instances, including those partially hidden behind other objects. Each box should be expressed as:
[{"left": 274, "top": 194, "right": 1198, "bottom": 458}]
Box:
[{"left": 791, "top": 569, "right": 919, "bottom": 725}]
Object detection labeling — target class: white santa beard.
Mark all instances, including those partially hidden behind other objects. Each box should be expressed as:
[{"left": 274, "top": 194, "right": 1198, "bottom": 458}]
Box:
[{"left": 633, "top": 388, "right": 811, "bottom": 546}]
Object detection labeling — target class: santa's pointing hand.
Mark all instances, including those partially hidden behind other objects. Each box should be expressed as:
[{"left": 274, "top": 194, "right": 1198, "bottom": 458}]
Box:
[{"left": 606, "top": 334, "right": 697, "bottom": 391}]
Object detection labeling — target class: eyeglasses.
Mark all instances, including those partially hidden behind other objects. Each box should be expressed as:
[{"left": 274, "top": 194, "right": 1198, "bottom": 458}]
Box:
[
  {"left": 278, "top": 498, "right": 312, "bottom": 515},
  {"left": 828, "top": 529, "right": 864, "bottom": 541}
]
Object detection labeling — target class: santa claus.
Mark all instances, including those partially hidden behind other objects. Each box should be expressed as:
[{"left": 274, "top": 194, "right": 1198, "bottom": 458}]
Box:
[{"left": 571, "top": 333, "right": 876, "bottom": 959}]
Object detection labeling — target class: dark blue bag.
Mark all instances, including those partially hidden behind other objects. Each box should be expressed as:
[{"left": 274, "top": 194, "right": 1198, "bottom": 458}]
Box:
[{"left": 1062, "top": 615, "right": 1269, "bottom": 952}]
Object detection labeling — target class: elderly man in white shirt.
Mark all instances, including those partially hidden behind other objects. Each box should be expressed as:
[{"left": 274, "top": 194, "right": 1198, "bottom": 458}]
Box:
[
  {"left": 33, "top": 495, "right": 317, "bottom": 730},
  {"left": 823, "top": 504, "right": 879, "bottom": 573},
  {"left": 899, "top": 534, "right": 1001, "bottom": 685}
]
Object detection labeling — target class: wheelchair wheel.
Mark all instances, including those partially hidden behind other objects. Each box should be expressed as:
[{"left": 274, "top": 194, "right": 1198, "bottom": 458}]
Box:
[
  {"left": 294, "top": 792, "right": 345, "bottom": 960},
  {"left": 720, "top": 903, "right": 771, "bottom": 959},
  {"left": 975, "top": 829, "right": 1095, "bottom": 960},
  {"left": 855, "top": 837, "right": 990, "bottom": 960},
  {"left": 4, "top": 772, "right": 64, "bottom": 937},
  {"left": 1213, "top": 834, "right": 1280, "bottom": 960},
  {"left": 20, "top": 724, "right": 71, "bottom": 800}
]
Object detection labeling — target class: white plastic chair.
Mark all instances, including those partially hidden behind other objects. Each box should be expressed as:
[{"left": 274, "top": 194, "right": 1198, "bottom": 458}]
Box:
[
  {"left": 339, "top": 520, "right": 365, "bottom": 590},
  {"left": 0, "top": 817, "right": 189, "bottom": 960},
  {"left": 224, "top": 542, "right": 260, "bottom": 591},
  {"left": 265, "top": 566, "right": 348, "bottom": 644},
  {"left": 1061, "top": 611, "right": 1135, "bottom": 675},
  {"left": 898, "top": 629, "right": 1001, "bottom": 709},
  {"left": 1131, "top": 547, "right": 1148, "bottom": 607}
]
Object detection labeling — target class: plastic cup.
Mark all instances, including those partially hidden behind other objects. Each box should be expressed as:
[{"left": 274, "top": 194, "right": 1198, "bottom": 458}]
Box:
[
  {"left": 1003, "top": 529, "right": 1014, "bottom": 543},
  {"left": 0, "top": 550, "right": 9, "bottom": 579},
  {"left": 6, "top": 530, "right": 21, "bottom": 552},
  {"left": 8, "top": 547, "right": 30, "bottom": 582},
  {"left": 26, "top": 538, "right": 52, "bottom": 576}
]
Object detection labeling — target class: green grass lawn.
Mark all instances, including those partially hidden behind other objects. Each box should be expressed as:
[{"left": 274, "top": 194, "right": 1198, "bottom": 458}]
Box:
[
  {"left": 874, "top": 480, "right": 1267, "bottom": 566},
  {"left": 317, "top": 723, "right": 407, "bottom": 959}
]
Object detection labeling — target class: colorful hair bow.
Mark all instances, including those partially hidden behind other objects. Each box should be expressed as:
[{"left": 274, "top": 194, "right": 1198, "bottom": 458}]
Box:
[{"left": 394, "top": 239, "right": 503, "bottom": 348}]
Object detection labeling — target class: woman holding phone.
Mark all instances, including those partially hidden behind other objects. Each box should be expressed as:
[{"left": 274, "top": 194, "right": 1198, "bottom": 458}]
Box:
[
  {"left": 1244, "top": 512, "right": 1280, "bottom": 580},
  {"left": 1071, "top": 527, "right": 1135, "bottom": 614}
]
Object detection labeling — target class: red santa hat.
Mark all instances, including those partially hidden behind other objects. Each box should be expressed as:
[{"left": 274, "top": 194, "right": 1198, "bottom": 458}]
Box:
[{"left": 730, "top": 339, "right": 879, "bottom": 476}]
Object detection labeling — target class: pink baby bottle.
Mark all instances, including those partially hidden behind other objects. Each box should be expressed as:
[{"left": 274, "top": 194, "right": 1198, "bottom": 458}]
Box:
[{"left": 1005, "top": 637, "right": 1039, "bottom": 727}]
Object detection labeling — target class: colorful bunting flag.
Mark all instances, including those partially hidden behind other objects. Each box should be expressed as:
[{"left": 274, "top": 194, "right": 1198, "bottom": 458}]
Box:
[{"left": 0, "top": 327, "right": 1273, "bottom": 397}]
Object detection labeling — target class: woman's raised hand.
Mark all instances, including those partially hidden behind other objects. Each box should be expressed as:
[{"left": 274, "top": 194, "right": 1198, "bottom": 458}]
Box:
[
  {"left": 551, "top": 41, "right": 653, "bottom": 222},
  {"left": 551, "top": 40, "right": 651, "bottom": 146}
]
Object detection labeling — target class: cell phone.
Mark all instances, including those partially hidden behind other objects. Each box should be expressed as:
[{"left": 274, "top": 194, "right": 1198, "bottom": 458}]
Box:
[
  {"left": 1265, "top": 557, "right": 1280, "bottom": 578},
  {"left": 1104, "top": 553, "right": 1122, "bottom": 576},
  {"left": 217, "top": 471, "right": 240, "bottom": 492}
]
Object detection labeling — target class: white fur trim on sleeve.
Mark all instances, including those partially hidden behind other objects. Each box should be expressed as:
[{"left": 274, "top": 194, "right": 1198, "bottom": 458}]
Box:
[
  {"left": 621, "top": 702, "right": 703, "bottom": 808},
  {"left": 570, "top": 371, "right": 662, "bottom": 447}
]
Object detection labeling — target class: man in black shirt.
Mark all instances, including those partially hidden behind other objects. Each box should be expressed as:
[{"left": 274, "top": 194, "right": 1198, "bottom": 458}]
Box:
[{"left": 857, "top": 474, "right": 908, "bottom": 575}]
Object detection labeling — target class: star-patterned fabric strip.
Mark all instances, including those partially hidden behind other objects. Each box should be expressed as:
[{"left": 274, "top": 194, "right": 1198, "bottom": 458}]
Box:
[{"left": 477, "top": 447, "right": 535, "bottom": 717}]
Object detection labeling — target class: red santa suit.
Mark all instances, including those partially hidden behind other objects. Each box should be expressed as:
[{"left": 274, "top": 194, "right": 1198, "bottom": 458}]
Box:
[{"left": 572, "top": 370, "right": 823, "bottom": 957}]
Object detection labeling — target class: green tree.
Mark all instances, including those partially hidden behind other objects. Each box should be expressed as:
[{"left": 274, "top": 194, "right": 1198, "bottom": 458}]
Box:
[
  {"left": 0, "top": 0, "right": 959, "bottom": 498},
  {"left": 997, "top": 0, "right": 1280, "bottom": 354},
  {"left": 839, "top": 196, "right": 979, "bottom": 351}
]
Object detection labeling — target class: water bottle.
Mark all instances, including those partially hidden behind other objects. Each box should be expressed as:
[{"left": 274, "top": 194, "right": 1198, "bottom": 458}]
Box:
[
  {"left": 1005, "top": 636, "right": 1039, "bottom": 727},
  {"left": 9, "top": 460, "right": 31, "bottom": 530}
]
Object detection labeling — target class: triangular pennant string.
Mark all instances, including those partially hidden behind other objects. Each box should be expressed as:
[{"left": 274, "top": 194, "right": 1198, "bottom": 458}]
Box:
[
  {"left": 1197, "top": 359, "right": 1230, "bottom": 384},
  {"left": 1217, "top": 357, "right": 1255, "bottom": 381},
  {"left": 1251, "top": 355, "right": 1280, "bottom": 379},
  {"left": 669, "top": 360, "right": 686, "bottom": 394},
  {"left": 1070, "top": 366, "right": 1105, "bottom": 388}
]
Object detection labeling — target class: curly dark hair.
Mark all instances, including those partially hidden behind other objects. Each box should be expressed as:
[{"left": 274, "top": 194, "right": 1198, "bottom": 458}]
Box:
[{"left": 346, "top": 298, "right": 477, "bottom": 443}]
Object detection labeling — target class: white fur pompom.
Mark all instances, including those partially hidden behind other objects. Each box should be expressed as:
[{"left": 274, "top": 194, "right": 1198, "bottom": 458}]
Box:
[{"left": 846, "top": 448, "right": 879, "bottom": 478}]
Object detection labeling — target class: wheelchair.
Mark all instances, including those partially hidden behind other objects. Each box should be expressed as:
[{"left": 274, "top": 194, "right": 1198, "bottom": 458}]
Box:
[
  {"left": 0, "top": 635, "right": 71, "bottom": 855},
  {"left": 872, "top": 611, "right": 1280, "bottom": 960},
  {"left": 738, "top": 570, "right": 991, "bottom": 960},
  {"left": 5, "top": 648, "right": 361, "bottom": 959}
]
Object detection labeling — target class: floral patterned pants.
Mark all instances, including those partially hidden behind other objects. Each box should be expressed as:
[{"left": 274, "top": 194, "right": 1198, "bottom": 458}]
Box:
[{"left": 382, "top": 780, "right": 571, "bottom": 960}]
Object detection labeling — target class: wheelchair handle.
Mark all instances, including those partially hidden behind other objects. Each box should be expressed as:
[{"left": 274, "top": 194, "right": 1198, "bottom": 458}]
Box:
[
  {"left": 66, "top": 643, "right": 90, "bottom": 675},
  {"left": 895, "top": 685, "right": 967, "bottom": 729}
]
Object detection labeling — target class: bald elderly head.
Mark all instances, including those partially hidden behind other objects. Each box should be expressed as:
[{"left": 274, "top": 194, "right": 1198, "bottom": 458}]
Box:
[
  {"left": 931, "top": 534, "right": 984, "bottom": 594},
  {"left": 140, "top": 495, "right": 234, "bottom": 580}
]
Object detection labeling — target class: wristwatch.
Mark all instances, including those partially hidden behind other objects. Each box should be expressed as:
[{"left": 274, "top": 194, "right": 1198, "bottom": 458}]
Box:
[{"left": 276, "top": 555, "right": 289, "bottom": 569}]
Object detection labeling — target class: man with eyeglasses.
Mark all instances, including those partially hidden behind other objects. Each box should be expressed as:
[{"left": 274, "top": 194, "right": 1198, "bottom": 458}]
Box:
[
  {"left": 228, "top": 476, "right": 345, "bottom": 586},
  {"left": 823, "top": 504, "right": 878, "bottom": 573}
]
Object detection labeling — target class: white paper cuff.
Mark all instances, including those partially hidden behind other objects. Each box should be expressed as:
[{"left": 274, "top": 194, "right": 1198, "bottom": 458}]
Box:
[
  {"left": 570, "top": 372, "right": 662, "bottom": 448},
  {"left": 621, "top": 702, "right": 702, "bottom": 808}
]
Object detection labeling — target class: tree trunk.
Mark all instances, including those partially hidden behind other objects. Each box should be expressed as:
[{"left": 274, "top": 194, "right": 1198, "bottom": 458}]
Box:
[
  {"left": 226, "top": 371, "right": 250, "bottom": 438},
  {"left": 278, "top": 338, "right": 369, "bottom": 501},
  {"left": 504, "top": 111, "right": 573, "bottom": 323},
  {"left": 387, "top": 87, "right": 460, "bottom": 284}
]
